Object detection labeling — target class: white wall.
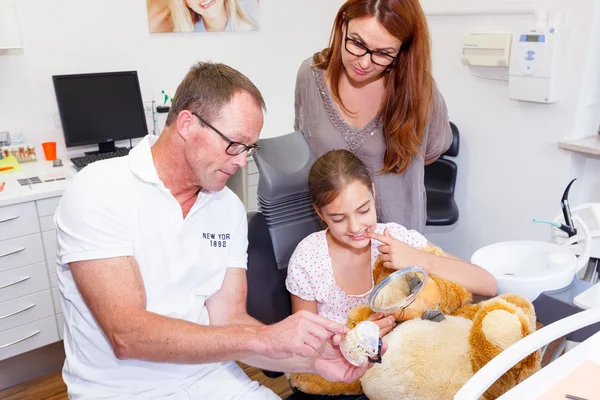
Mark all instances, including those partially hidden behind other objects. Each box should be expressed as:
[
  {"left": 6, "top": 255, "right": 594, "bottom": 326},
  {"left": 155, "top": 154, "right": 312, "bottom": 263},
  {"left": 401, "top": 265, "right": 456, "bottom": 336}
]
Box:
[
  {"left": 0, "top": 0, "right": 345, "bottom": 159},
  {"left": 1, "top": 0, "right": 599, "bottom": 260},
  {"left": 422, "top": 0, "right": 600, "bottom": 258}
]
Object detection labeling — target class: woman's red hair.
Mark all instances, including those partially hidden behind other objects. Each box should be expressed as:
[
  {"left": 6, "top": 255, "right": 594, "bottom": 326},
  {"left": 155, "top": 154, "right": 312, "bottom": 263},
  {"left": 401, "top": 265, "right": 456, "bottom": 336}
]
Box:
[{"left": 314, "top": 0, "right": 434, "bottom": 174}]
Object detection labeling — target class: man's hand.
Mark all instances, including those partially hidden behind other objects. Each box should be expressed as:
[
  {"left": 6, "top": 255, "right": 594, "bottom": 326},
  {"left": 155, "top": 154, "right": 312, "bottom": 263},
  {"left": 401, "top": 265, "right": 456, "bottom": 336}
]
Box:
[
  {"left": 257, "top": 310, "right": 349, "bottom": 359},
  {"left": 367, "top": 228, "right": 428, "bottom": 271},
  {"left": 366, "top": 312, "right": 396, "bottom": 338},
  {"left": 313, "top": 336, "right": 388, "bottom": 383}
]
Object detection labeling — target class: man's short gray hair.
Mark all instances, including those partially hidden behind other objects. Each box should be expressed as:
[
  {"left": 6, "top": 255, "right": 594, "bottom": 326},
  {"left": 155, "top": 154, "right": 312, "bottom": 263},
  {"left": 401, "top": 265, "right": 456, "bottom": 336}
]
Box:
[{"left": 166, "top": 62, "right": 266, "bottom": 126}]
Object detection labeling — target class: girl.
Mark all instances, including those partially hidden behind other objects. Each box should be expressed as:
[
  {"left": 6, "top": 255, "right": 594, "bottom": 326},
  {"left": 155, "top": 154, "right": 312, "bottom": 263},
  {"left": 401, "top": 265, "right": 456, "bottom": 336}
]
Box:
[
  {"left": 169, "top": 0, "right": 258, "bottom": 32},
  {"left": 294, "top": 0, "right": 452, "bottom": 232},
  {"left": 285, "top": 150, "right": 497, "bottom": 333}
]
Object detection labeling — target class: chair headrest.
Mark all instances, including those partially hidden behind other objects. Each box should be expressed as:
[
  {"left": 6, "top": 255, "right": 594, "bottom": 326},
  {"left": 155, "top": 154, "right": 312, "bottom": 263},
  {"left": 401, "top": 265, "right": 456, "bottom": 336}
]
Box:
[
  {"left": 252, "top": 131, "right": 317, "bottom": 201},
  {"left": 444, "top": 122, "right": 460, "bottom": 157},
  {"left": 251, "top": 132, "right": 321, "bottom": 270}
]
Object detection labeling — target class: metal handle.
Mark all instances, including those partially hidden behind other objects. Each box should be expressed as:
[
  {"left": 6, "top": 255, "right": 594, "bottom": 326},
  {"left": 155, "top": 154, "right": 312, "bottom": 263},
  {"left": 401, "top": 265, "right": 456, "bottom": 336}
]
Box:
[
  {"left": 0, "top": 247, "right": 25, "bottom": 259},
  {"left": 0, "top": 215, "right": 19, "bottom": 224},
  {"left": 0, "top": 304, "right": 36, "bottom": 321},
  {"left": 0, "top": 276, "right": 30, "bottom": 290},
  {"left": 0, "top": 330, "right": 41, "bottom": 349}
]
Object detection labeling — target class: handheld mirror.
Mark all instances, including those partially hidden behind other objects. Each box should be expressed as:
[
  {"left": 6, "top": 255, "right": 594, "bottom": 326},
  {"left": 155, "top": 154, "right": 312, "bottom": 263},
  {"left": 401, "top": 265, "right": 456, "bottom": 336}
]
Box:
[
  {"left": 340, "top": 266, "right": 429, "bottom": 366},
  {"left": 368, "top": 266, "right": 429, "bottom": 314}
]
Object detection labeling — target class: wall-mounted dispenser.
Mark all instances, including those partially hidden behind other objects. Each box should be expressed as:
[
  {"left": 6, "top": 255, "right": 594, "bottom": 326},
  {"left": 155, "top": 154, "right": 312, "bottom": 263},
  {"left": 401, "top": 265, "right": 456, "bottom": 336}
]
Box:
[
  {"left": 461, "top": 33, "right": 513, "bottom": 67},
  {"left": 508, "top": 25, "right": 567, "bottom": 103}
]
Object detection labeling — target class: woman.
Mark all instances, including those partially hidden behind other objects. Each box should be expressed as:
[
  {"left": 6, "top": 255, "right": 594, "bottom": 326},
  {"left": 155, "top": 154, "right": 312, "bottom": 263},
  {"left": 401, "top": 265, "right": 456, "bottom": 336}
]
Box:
[
  {"left": 294, "top": 0, "right": 453, "bottom": 232},
  {"left": 169, "top": 0, "right": 259, "bottom": 32}
]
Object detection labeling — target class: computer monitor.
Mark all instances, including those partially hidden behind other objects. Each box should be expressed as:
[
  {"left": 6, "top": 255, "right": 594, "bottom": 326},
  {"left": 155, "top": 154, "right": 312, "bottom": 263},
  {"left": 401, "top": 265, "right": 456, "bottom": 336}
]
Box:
[{"left": 52, "top": 71, "right": 148, "bottom": 155}]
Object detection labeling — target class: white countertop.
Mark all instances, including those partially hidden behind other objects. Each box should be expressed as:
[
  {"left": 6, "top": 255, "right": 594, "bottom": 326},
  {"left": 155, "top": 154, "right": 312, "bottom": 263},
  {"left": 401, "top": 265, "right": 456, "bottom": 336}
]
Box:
[
  {"left": 558, "top": 135, "right": 600, "bottom": 157},
  {"left": 0, "top": 160, "right": 77, "bottom": 207}
]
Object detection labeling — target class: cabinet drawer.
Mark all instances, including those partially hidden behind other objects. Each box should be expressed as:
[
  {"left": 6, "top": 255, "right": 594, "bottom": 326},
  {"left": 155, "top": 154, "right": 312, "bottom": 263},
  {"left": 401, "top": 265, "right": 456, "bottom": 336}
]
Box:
[
  {"left": 0, "top": 262, "right": 49, "bottom": 303},
  {"left": 56, "top": 313, "right": 64, "bottom": 340},
  {"left": 0, "top": 234, "right": 45, "bottom": 273},
  {"left": 46, "top": 259, "right": 57, "bottom": 274},
  {"left": 0, "top": 202, "right": 39, "bottom": 242},
  {"left": 39, "top": 215, "right": 55, "bottom": 232},
  {"left": 36, "top": 197, "right": 61, "bottom": 218},
  {"left": 52, "top": 287, "right": 62, "bottom": 314},
  {"left": 49, "top": 272, "right": 58, "bottom": 288},
  {"left": 0, "top": 290, "right": 54, "bottom": 333},
  {"left": 0, "top": 316, "right": 59, "bottom": 361},
  {"left": 42, "top": 230, "right": 57, "bottom": 261}
]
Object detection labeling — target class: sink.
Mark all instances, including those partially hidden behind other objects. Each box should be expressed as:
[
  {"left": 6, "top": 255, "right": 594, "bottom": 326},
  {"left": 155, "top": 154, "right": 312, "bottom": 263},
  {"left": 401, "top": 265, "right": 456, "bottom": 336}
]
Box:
[{"left": 471, "top": 215, "right": 592, "bottom": 301}]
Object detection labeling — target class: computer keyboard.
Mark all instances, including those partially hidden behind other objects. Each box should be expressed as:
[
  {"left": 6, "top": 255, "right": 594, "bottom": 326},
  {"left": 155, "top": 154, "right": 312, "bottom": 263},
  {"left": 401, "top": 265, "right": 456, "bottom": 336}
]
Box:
[{"left": 70, "top": 149, "right": 131, "bottom": 170}]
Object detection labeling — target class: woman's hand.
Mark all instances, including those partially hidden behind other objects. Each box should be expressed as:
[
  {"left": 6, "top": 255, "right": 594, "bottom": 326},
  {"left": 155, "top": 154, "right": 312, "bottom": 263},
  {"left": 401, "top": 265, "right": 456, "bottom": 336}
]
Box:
[
  {"left": 367, "top": 312, "right": 396, "bottom": 338},
  {"left": 366, "top": 228, "right": 430, "bottom": 271}
]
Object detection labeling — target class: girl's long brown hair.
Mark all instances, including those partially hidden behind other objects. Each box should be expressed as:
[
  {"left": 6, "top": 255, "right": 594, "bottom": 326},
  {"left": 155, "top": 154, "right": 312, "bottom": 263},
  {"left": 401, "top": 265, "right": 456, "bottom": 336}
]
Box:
[
  {"left": 308, "top": 149, "right": 373, "bottom": 210},
  {"left": 314, "top": 0, "right": 433, "bottom": 174}
]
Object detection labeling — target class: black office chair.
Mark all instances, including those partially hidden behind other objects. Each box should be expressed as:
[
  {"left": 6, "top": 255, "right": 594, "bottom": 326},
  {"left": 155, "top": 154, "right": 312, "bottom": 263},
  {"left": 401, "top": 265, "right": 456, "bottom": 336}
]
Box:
[{"left": 425, "top": 121, "right": 460, "bottom": 226}]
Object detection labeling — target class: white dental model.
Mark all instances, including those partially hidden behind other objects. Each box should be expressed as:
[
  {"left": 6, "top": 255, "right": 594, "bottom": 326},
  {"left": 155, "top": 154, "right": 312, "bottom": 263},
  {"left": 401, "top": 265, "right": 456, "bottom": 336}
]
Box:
[{"left": 340, "top": 321, "right": 381, "bottom": 367}]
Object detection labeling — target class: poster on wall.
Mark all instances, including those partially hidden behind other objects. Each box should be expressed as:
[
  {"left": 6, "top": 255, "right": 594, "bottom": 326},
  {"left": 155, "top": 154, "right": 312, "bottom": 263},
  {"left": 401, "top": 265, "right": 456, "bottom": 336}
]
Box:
[{"left": 147, "top": 0, "right": 260, "bottom": 33}]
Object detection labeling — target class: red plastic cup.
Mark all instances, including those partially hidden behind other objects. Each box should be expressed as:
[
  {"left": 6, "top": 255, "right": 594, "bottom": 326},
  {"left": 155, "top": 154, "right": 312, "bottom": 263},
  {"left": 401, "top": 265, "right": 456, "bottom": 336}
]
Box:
[{"left": 42, "top": 142, "right": 57, "bottom": 161}]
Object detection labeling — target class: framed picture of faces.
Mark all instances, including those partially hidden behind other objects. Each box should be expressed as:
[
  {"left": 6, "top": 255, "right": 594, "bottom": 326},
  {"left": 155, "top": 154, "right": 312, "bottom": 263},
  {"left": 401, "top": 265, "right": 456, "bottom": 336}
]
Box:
[{"left": 147, "top": 0, "right": 260, "bottom": 33}]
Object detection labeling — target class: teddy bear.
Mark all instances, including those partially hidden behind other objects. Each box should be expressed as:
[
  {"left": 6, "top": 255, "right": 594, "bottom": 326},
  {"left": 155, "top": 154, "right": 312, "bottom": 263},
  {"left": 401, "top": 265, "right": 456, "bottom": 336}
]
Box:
[{"left": 289, "top": 248, "right": 541, "bottom": 400}]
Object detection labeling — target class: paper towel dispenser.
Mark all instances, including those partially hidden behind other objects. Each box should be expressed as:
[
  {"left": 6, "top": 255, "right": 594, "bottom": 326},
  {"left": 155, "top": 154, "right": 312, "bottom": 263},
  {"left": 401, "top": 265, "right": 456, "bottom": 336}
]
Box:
[{"left": 461, "top": 33, "right": 513, "bottom": 67}]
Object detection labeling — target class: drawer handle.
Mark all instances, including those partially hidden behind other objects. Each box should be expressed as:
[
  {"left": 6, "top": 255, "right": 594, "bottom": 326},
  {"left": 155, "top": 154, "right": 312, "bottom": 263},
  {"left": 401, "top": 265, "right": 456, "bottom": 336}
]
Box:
[
  {"left": 0, "top": 303, "right": 36, "bottom": 320},
  {"left": 0, "top": 276, "right": 30, "bottom": 290},
  {"left": 0, "top": 215, "right": 19, "bottom": 224},
  {"left": 0, "top": 330, "right": 41, "bottom": 349},
  {"left": 0, "top": 247, "right": 26, "bottom": 258}
]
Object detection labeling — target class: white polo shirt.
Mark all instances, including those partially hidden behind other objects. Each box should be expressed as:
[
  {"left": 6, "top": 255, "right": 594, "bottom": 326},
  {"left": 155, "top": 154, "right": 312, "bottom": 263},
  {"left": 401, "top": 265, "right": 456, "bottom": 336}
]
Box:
[{"left": 55, "top": 136, "right": 273, "bottom": 399}]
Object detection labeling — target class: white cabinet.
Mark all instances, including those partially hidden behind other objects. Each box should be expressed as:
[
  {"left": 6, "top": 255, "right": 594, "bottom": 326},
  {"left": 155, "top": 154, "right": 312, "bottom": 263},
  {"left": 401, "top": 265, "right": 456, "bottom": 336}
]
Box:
[
  {"left": 225, "top": 158, "right": 260, "bottom": 213},
  {"left": 246, "top": 158, "right": 259, "bottom": 213},
  {"left": 0, "top": 196, "right": 62, "bottom": 361}
]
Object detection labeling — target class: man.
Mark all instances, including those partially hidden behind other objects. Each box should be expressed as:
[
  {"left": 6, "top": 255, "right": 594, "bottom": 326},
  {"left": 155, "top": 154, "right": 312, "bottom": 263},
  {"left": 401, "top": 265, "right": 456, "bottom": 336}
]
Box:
[{"left": 55, "top": 62, "right": 372, "bottom": 399}]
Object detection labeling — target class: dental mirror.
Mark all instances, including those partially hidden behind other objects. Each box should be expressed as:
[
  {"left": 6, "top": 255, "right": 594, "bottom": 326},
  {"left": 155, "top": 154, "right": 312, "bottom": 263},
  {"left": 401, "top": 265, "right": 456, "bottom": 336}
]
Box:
[{"left": 368, "top": 266, "right": 429, "bottom": 314}]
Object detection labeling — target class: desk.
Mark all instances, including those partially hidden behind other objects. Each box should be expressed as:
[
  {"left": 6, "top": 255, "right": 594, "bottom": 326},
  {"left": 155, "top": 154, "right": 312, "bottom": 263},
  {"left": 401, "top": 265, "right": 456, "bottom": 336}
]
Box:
[
  {"left": 0, "top": 160, "right": 76, "bottom": 208},
  {"left": 0, "top": 160, "right": 76, "bottom": 366}
]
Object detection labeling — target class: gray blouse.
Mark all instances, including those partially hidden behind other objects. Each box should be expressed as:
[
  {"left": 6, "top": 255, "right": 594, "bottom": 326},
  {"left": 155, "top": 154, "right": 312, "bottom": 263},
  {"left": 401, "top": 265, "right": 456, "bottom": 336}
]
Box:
[{"left": 294, "top": 58, "right": 453, "bottom": 232}]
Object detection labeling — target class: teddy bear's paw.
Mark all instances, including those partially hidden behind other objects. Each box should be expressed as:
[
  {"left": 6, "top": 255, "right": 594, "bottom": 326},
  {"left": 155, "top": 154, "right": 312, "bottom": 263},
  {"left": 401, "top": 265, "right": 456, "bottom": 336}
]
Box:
[
  {"left": 346, "top": 304, "right": 374, "bottom": 329},
  {"left": 496, "top": 293, "right": 536, "bottom": 331},
  {"left": 289, "top": 373, "right": 363, "bottom": 396},
  {"left": 469, "top": 298, "right": 538, "bottom": 399},
  {"left": 481, "top": 309, "right": 523, "bottom": 350}
]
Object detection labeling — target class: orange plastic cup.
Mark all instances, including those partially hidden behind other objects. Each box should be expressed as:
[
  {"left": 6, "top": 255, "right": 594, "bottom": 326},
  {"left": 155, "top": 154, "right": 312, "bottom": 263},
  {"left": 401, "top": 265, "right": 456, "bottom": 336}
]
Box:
[{"left": 42, "top": 142, "right": 57, "bottom": 161}]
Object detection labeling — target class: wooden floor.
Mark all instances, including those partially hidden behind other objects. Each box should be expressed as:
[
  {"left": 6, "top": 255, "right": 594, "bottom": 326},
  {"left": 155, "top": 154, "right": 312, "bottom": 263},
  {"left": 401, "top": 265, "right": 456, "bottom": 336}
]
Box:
[
  {"left": 0, "top": 333, "right": 562, "bottom": 400},
  {"left": 0, "top": 363, "right": 293, "bottom": 400}
]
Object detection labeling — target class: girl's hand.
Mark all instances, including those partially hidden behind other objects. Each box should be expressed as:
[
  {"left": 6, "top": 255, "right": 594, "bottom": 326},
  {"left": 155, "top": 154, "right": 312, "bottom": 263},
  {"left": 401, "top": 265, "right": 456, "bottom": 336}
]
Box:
[
  {"left": 366, "top": 312, "right": 396, "bottom": 338},
  {"left": 366, "top": 228, "right": 428, "bottom": 271}
]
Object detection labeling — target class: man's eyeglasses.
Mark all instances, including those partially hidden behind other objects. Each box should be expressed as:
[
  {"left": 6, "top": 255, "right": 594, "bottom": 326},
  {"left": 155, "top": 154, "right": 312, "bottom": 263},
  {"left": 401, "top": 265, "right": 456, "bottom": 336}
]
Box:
[
  {"left": 192, "top": 112, "right": 260, "bottom": 157},
  {"left": 344, "top": 23, "right": 398, "bottom": 67}
]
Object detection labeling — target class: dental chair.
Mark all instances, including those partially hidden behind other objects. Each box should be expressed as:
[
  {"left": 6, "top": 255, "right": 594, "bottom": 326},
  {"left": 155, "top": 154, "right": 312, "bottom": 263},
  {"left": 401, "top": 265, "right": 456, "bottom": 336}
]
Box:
[
  {"left": 425, "top": 121, "right": 460, "bottom": 226},
  {"left": 245, "top": 132, "right": 365, "bottom": 399}
]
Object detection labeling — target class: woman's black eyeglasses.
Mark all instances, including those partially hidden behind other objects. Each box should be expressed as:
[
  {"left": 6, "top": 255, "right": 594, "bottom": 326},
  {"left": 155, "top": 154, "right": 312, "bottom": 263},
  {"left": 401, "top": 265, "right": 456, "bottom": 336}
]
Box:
[
  {"left": 192, "top": 112, "right": 260, "bottom": 157},
  {"left": 344, "top": 23, "right": 398, "bottom": 67}
]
